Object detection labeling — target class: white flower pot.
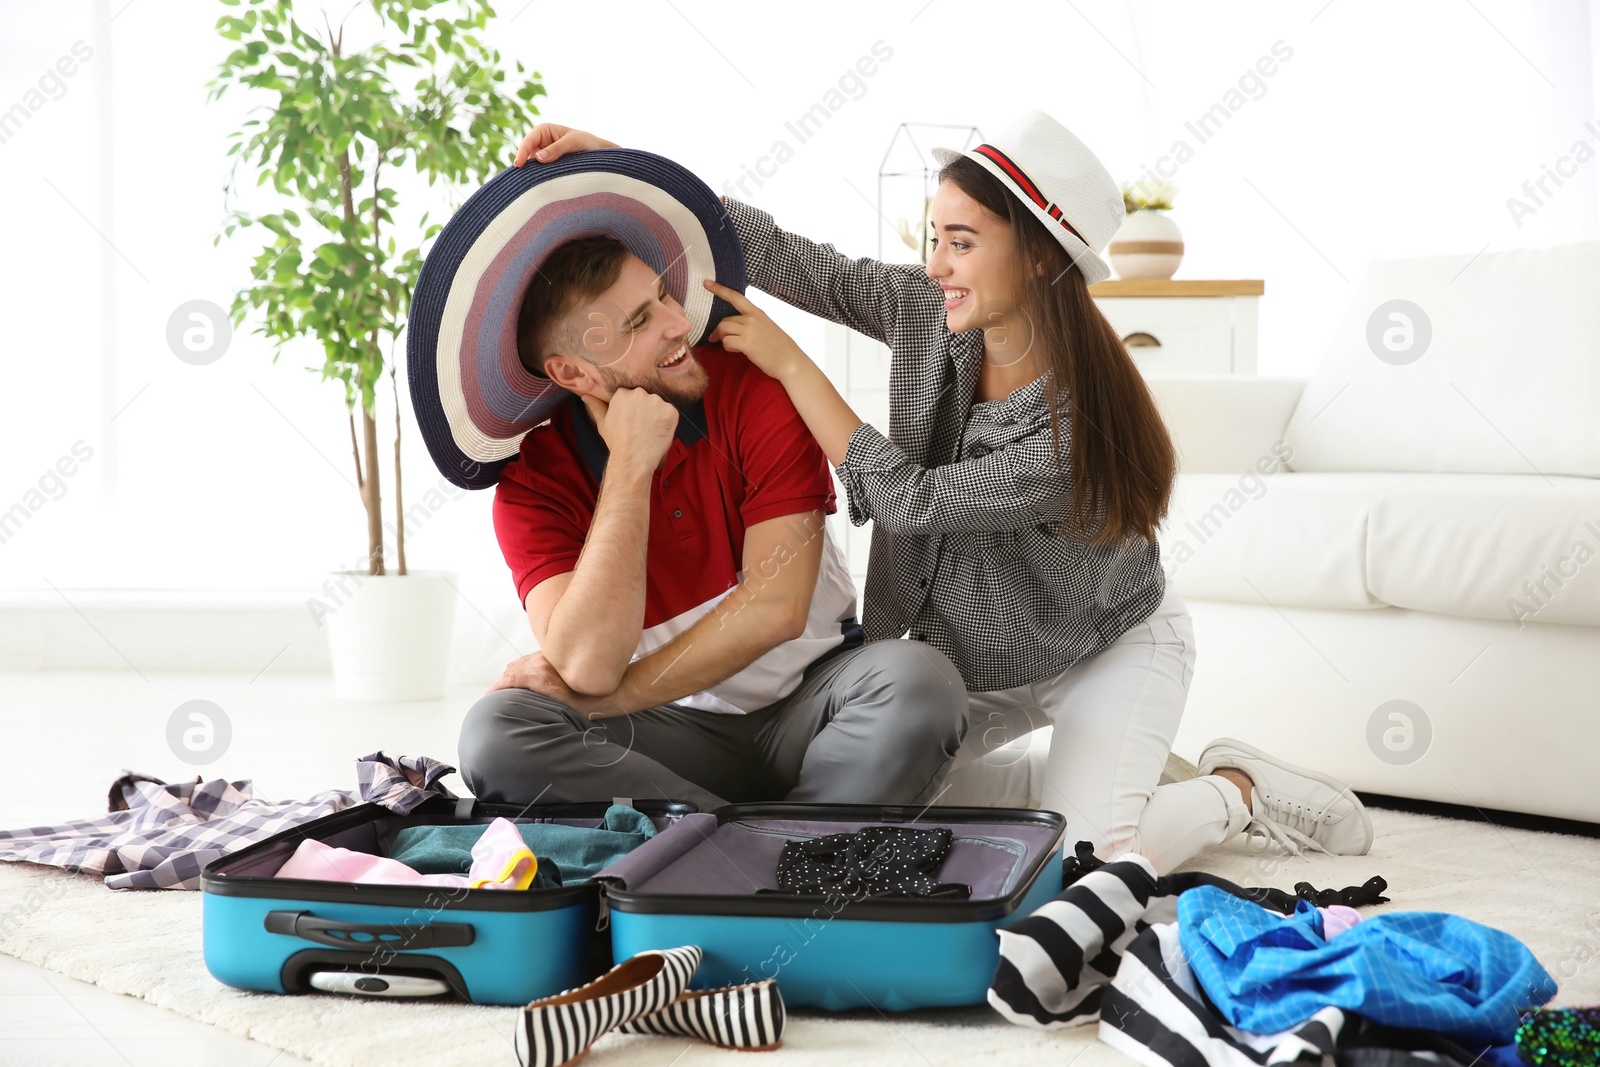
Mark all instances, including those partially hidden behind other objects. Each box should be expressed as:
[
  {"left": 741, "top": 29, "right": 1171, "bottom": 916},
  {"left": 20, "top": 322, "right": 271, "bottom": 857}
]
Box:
[
  {"left": 1108, "top": 209, "right": 1184, "bottom": 280},
  {"left": 320, "top": 569, "right": 457, "bottom": 702}
]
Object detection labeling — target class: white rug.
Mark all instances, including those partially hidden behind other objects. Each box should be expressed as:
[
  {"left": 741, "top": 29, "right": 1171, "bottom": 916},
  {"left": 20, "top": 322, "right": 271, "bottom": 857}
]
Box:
[{"left": 2, "top": 808, "right": 1598, "bottom": 1067}]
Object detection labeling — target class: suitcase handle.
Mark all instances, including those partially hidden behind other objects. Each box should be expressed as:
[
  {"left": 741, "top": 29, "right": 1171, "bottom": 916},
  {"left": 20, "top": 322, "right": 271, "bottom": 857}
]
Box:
[{"left": 264, "top": 910, "right": 476, "bottom": 951}]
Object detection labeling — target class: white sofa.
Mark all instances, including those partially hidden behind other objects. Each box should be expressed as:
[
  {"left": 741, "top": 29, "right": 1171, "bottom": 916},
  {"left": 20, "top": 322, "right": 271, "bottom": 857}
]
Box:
[{"left": 944, "top": 240, "right": 1600, "bottom": 825}]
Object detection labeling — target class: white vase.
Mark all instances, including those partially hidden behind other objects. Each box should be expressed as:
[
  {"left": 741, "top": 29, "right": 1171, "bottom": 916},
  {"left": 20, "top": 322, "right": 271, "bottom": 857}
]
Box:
[
  {"left": 321, "top": 569, "right": 457, "bottom": 702},
  {"left": 1107, "top": 209, "right": 1184, "bottom": 280}
]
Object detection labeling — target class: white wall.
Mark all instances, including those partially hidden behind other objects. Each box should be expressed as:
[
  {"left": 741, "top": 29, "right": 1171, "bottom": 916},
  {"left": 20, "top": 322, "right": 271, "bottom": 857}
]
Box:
[{"left": 1, "top": 0, "right": 1596, "bottom": 682}]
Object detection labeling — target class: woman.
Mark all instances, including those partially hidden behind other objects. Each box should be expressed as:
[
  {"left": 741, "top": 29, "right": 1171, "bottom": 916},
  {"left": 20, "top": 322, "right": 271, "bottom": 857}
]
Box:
[{"left": 515, "top": 113, "right": 1371, "bottom": 873}]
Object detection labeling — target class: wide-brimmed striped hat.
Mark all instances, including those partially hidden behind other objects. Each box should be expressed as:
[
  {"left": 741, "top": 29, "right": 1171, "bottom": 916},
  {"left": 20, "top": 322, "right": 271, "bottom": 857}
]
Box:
[
  {"left": 932, "top": 110, "right": 1122, "bottom": 285},
  {"left": 407, "top": 149, "right": 746, "bottom": 490}
]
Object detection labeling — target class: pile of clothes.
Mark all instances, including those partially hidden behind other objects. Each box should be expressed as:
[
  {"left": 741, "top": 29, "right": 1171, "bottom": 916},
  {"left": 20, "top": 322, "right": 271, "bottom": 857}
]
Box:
[
  {"left": 0, "top": 752, "right": 457, "bottom": 889},
  {"left": 0, "top": 754, "right": 659, "bottom": 894},
  {"left": 274, "top": 805, "right": 657, "bottom": 890},
  {"left": 989, "top": 853, "right": 1571, "bottom": 1067}
]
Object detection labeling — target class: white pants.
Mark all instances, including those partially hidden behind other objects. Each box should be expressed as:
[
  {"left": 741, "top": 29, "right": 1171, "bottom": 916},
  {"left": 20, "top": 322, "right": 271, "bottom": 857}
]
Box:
[{"left": 937, "top": 584, "right": 1252, "bottom": 874}]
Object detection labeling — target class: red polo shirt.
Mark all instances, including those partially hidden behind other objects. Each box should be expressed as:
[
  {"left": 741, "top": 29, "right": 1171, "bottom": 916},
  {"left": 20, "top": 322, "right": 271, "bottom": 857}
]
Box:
[{"left": 492, "top": 345, "right": 861, "bottom": 713}]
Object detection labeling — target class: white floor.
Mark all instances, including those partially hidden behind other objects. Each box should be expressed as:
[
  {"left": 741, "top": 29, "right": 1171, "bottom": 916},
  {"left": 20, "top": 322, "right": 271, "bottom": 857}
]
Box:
[
  {"left": 4, "top": 669, "right": 1599, "bottom": 1067},
  {"left": 0, "top": 951, "right": 314, "bottom": 1067},
  {"left": 0, "top": 669, "right": 483, "bottom": 1067}
]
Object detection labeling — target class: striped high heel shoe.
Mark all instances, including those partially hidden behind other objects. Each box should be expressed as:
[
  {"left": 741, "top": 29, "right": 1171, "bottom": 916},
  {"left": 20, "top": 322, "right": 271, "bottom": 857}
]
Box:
[
  {"left": 618, "top": 978, "right": 786, "bottom": 1051},
  {"left": 514, "top": 946, "right": 701, "bottom": 1067}
]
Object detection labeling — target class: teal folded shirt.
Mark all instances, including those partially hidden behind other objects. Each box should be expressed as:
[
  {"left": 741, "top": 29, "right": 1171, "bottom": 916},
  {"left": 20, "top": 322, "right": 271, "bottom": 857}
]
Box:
[{"left": 389, "top": 804, "right": 657, "bottom": 886}]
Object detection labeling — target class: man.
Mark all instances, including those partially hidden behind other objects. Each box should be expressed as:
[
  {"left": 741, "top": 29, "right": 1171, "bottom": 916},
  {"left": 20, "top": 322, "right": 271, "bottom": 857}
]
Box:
[{"left": 458, "top": 231, "right": 966, "bottom": 810}]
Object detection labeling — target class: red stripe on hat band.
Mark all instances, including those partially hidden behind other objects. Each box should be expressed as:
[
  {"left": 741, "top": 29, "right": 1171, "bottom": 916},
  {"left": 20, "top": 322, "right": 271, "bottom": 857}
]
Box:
[
  {"left": 973, "top": 144, "right": 1047, "bottom": 209},
  {"left": 972, "top": 142, "right": 1089, "bottom": 246}
]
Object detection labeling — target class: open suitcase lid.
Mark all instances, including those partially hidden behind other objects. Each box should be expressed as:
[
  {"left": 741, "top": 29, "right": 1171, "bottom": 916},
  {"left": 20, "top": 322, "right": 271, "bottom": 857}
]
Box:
[{"left": 598, "top": 803, "right": 1067, "bottom": 924}]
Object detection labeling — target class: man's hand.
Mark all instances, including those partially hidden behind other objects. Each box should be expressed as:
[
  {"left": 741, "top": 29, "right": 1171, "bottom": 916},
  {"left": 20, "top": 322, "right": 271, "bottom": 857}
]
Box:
[
  {"left": 487, "top": 650, "right": 629, "bottom": 719},
  {"left": 583, "top": 388, "right": 678, "bottom": 471},
  {"left": 514, "top": 124, "right": 617, "bottom": 167},
  {"left": 704, "top": 279, "right": 812, "bottom": 383}
]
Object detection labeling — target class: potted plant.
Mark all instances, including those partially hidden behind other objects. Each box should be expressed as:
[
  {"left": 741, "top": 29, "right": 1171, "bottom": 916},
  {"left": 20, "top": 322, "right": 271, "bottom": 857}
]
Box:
[
  {"left": 210, "top": 0, "right": 545, "bottom": 700},
  {"left": 1108, "top": 178, "right": 1184, "bottom": 280}
]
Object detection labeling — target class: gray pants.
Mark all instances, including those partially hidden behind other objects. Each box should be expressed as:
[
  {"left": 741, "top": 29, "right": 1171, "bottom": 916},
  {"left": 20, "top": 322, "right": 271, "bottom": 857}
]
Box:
[{"left": 458, "top": 641, "right": 967, "bottom": 810}]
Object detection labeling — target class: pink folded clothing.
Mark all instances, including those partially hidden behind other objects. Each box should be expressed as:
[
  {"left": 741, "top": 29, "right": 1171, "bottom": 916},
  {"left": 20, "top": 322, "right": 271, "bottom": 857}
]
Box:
[
  {"left": 1320, "top": 904, "right": 1363, "bottom": 937},
  {"left": 275, "top": 816, "right": 538, "bottom": 890}
]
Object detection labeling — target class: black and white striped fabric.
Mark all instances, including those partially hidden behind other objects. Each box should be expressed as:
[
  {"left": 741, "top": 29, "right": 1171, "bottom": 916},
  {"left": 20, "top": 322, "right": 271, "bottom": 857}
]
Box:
[
  {"left": 617, "top": 978, "right": 786, "bottom": 1050},
  {"left": 1104, "top": 922, "right": 1491, "bottom": 1066},
  {"left": 990, "top": 854, "right": 1175, "bottom": 1029},
  {"left": 723, "top": 197, "right": 1165, "bottom": 693},
  {"left": 991, "top": 855, "right": 1341, "bottom": 1028},
  {"left": 515, "top": 946, "right": 702, "bottom": 1067},
  {"left": 1105, "top": 920, "right": 1360, "bottom": 1065},
  {"left": 991, "top": 858, "right": 1485, "bottom": 1066}
]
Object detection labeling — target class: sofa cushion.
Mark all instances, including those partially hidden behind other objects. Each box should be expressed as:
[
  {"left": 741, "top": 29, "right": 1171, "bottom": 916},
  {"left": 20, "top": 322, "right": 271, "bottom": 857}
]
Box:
[
  {"left": 1162, "top": 472, "right": 1600, "bottom": 626},
  {"left": 1282, "top": 241, "right": 1600, "bottom": 477},
  {"left": 1162, "top": 472, "right": 1430, "bottom": 610},
  {"left": 1368, "top": 474, "right": 1600, "bottom": 627}
]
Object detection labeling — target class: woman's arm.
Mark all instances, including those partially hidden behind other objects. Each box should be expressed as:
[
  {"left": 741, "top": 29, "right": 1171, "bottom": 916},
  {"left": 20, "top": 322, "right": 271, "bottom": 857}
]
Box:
[
  {"left": 706, "top": 279, "right": 1074, "bottom": 537},
  {"left": 705, "top": 278, "right": 860, "bottom": 463},
  {"left": 833, "top": 422, "right": 1076, "bottom": 536},
  {"left": 722, "top": 196, "right": 938, "bottom": 346}
]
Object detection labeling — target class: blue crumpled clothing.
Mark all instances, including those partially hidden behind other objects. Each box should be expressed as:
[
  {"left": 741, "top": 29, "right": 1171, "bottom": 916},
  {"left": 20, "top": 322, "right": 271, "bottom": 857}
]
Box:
[{"left": 1177, "top": 885, "right": 1556, "bottom": 1046}]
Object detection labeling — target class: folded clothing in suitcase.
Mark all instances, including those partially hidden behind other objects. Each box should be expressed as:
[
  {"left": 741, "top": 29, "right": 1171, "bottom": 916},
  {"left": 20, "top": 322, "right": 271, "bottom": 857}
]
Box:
[
  {"left": 200, "top": 796, "right": 696, "bottom": 1006},
  {"left": 597, "top": 804, "right": 1066, "bottom": 1011}
]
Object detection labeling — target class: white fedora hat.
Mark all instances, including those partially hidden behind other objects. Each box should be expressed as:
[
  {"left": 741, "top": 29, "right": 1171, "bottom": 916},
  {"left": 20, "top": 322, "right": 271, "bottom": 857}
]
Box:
[{"left": 932, "top": 110, "right": 1124, "bottom": 285}]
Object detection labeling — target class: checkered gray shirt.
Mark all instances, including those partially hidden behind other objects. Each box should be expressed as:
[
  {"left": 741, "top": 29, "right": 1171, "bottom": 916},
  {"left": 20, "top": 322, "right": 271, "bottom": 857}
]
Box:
[
  {"left": 0, "top": 752, "right": 456, "bottom": 890},
  {"left": 725, "top": 198, "right": 1165, "bottom": 692}
]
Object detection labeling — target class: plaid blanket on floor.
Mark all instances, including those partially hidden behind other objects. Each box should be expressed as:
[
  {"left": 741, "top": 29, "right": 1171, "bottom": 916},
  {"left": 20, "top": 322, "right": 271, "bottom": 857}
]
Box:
[{"left": 0, "top": 752, "right": 456, "bottom": 890}]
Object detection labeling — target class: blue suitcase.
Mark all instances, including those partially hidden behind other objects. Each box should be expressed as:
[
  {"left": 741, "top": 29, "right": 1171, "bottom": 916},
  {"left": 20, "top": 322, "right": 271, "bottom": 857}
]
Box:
[
  {"left": 200, "top": 796, "right": 696, "bottom": 1006},
  {"left": 596, "top": 804, "right": 1066, "bottom": 1011}
]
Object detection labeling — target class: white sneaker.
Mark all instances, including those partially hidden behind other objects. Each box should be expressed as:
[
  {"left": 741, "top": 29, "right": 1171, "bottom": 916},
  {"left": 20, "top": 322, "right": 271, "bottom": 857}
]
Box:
[{"left": 1197, "top": 738, "right": 1374, "bottom": 857}]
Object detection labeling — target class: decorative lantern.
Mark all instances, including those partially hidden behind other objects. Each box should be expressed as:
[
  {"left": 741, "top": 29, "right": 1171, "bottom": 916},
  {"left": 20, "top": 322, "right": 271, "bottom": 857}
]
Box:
[{"left": 877, "top": 123, "right": 983, "bottom": 264}]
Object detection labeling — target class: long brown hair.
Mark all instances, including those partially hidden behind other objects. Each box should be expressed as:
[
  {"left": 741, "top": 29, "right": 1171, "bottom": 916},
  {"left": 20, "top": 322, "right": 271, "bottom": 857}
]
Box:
[{"left": 939, "top": 156, "right": 1176, "bottom": 546}]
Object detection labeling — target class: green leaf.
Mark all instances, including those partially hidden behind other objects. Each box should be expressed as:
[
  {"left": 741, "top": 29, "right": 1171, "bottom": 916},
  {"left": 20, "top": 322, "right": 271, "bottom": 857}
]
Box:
[{"left": 213, "top": 0, "right": 553, "bottom": 537}]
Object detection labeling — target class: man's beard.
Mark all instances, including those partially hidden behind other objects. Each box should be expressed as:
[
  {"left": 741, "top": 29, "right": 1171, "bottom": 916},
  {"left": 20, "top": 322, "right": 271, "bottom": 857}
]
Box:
[{"left": 596, "top": 357, "right": 709, "bottom": 407}]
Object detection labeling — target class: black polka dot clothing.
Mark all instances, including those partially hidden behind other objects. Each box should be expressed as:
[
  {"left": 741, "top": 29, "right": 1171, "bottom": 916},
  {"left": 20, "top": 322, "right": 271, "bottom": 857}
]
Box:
[{"left": 773, "top": 826, "right": 969, "bottom": 899}]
